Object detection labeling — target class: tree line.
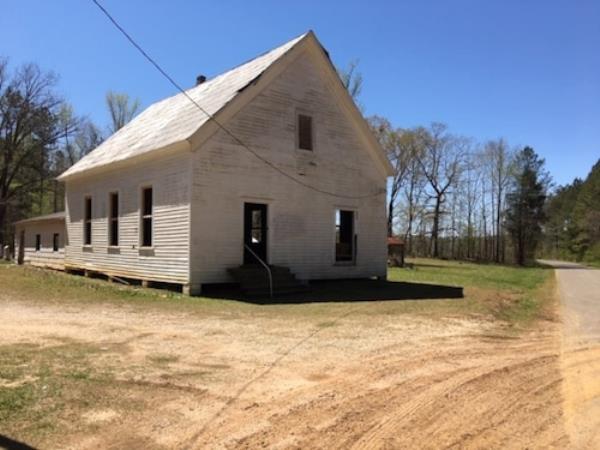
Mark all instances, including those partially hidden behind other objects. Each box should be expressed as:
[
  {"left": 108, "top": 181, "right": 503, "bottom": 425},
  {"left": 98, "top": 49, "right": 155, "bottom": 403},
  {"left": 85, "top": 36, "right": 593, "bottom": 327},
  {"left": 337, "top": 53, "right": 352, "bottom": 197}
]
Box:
[
  {"left": 2, "top": 58, "right": 596, "bottom": 267},
  {"left": 541, "top": 160, "right": 600, "bottom": 264},
  {"left": 369, "top": 118, "right": 551, "bottom": 265},
  {"left": 341, "top": 61, "right": 600, "bottom": 267},
  {"left": 372, "top": 113, "right": 599, "bottom": 267},
  {"left": 0, "top": 58, "right": 140, "bottom": 247}
]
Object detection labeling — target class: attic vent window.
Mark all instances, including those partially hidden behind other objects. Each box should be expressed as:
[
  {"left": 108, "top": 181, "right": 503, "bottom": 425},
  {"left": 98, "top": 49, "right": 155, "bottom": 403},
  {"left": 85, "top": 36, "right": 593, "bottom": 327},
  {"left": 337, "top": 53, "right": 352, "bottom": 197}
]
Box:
[{"left": 298, "top": 114, "right": 313, "bottom": 151}]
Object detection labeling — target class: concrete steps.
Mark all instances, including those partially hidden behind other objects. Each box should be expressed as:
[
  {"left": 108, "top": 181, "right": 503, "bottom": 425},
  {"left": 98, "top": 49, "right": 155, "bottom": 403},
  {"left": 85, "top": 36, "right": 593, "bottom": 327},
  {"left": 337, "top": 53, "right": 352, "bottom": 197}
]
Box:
[{"left": 228, "top": 265, "right": 308, "bottom": 297}]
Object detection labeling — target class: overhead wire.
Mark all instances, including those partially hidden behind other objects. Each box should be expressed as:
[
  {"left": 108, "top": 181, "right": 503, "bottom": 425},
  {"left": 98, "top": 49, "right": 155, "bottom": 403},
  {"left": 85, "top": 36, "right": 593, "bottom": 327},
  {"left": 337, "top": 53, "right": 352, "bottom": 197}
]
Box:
[{"left": 91, "top": 0, "right": 385, "bottom": 200}]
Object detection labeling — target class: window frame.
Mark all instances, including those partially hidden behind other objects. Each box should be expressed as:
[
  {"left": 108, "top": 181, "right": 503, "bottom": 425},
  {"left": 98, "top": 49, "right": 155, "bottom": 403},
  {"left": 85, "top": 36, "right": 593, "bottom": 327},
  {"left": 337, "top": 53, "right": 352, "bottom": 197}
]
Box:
[
  {"left": 296, "top": 111, "right": 314, "bottom": 151},
  {"left": 35, "top": 234, "right": 41, "bottom": 252},
  {"left": 140, "top": 186, "right": 154, "bottom": 249},
  {"left": 53, "top": 233, "right": 59, "bottom": 252},
  {"left": 83, "top": 195, "right": 92, "bottom": 246},
  {"left": 108, "top": 191, "right": 120, "bottom": 247}
]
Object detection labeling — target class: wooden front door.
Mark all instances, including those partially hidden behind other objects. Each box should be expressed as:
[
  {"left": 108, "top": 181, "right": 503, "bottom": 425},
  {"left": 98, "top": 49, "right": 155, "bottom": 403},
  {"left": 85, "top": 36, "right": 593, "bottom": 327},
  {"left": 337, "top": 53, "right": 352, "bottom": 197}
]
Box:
[{"left": 244, "top": 203, "right": 268, "bottom": 264}]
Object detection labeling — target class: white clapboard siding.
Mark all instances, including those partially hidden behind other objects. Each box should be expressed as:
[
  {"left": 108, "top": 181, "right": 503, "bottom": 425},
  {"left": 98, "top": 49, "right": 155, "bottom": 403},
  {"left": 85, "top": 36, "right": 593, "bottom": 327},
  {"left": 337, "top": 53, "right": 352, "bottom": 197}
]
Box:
[
  {"left": 189, "top": 48, "right": 387, "bottom": 288},
  {"left": 64, "top": 152, "right": 191, "bottom": 283},
  {"left": 15, "top": 220, "right": 66, "bottom": 270}
]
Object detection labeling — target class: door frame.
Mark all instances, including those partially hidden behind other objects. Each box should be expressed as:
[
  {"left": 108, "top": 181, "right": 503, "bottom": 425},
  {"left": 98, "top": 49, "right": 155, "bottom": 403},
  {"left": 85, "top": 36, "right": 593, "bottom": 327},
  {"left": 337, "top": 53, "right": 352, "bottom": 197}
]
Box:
[{"left": 332, "top": 207, "right": 358, "bottom": 265}]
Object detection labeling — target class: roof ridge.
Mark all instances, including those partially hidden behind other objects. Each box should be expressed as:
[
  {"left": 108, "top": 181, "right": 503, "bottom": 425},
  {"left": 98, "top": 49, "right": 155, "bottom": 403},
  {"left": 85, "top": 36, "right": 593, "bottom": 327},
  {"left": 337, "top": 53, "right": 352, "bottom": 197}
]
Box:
[
  {"left": 191, "top": 31, "right": 310, "bottom": 89},
  {"left": 150, "top": 31, "right": 310, "bottom": 110}
]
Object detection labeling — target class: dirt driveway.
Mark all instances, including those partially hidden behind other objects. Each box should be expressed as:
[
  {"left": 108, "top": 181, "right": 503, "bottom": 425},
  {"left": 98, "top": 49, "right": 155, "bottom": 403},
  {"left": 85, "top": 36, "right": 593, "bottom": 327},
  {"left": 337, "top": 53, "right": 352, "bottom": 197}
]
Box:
[
  {"left": 541, "top": 260, "right": 600, "bottom": 449},
  {"left": 0, "top": 294, "right": 567, "bottom": 449}
]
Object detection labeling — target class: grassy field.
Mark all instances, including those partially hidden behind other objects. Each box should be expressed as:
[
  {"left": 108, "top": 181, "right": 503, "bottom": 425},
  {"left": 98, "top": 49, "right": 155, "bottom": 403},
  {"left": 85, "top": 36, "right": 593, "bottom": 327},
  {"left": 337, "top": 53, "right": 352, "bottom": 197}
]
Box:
[
  {"left": 390, "top": 258, "right": 555, "bottom": 324},
  {"left": 0, "top": 258, "right": 558, "bottom": 448},
  {"left": 585, "top": 260, "right": 600, "bottom": 268},
  {"left": 0, "top": 258, "right": 554, "bottom": 324}
]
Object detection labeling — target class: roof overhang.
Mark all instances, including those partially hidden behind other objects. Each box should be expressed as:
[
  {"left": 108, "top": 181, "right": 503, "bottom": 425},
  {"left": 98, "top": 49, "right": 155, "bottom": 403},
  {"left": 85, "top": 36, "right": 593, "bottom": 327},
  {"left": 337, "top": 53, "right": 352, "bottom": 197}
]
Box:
[
  {"left": 57, "top": 140, "right": 191, "bottom": 182},
  {"left": 14, "top": 212, "right": 66, "bottom": 226}
]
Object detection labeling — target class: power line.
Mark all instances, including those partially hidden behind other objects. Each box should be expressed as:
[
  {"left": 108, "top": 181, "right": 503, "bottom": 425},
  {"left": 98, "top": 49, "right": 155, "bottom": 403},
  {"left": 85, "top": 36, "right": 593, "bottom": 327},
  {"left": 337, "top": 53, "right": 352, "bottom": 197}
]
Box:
[{"left": 91, "top": 0, "right": 384, "bottom": 200}]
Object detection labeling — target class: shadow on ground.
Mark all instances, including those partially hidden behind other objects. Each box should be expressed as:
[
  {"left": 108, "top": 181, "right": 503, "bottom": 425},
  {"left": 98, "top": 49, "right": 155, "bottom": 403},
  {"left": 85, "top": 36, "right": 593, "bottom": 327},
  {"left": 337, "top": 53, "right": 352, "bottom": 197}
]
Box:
[
  {"left": 0, "top": 435, "right": 38, "bottom": 450},
  {"left": 203, "top": 279, "right": 464, "bottom": 305}
]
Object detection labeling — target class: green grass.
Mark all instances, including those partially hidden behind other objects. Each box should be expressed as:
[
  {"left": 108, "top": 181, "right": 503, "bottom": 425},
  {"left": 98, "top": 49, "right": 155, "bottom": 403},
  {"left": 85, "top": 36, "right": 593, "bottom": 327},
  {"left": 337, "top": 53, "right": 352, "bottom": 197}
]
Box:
[
  {"left": 0, "top": 263, "right": 245, "bottom": 314},
  {"left": 0, "top": 258, "right": 554, "bottom": 326},
  {"left": 0, "top": 341, "right": 123, "bottom": 444},
  {"left": 390, "top": 258, "right": 549, "bottom": 291},
  {"left": 389, "top": 258, "right": 554, "bottom": 325}
]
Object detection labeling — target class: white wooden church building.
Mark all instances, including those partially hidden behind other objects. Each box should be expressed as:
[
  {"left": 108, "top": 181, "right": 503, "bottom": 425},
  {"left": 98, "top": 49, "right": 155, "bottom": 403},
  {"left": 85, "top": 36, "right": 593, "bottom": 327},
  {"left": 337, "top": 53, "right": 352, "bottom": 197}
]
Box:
[{"left": 17, "top": 31, "right": 392, "bottom": 295}]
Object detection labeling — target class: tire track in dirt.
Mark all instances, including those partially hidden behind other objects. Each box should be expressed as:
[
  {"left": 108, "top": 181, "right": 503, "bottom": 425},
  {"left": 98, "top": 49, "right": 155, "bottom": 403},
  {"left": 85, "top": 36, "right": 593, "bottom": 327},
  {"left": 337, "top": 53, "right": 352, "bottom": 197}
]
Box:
[
  {"left": 344, "top": 352, "right": 561, "bottom": 449},
  {"left": 220, "top": 331, "right": 566, "bottom": 450},
  {"left": 0, "top": 297, "right": 567, "bottom": 449},
  {"left": 561, "top": 344, "right": 600, "bottom": 449}
]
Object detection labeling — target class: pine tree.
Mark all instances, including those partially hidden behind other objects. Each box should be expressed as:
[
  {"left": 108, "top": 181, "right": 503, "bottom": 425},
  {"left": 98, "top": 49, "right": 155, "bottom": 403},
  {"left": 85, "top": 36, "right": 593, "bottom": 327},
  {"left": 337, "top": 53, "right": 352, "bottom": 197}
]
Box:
[
  {"left": 505, "top": 147, "right": 549, "bottom": 265},
  {"left": 571, "top": 160, "right": 600, "bottom": 261}
]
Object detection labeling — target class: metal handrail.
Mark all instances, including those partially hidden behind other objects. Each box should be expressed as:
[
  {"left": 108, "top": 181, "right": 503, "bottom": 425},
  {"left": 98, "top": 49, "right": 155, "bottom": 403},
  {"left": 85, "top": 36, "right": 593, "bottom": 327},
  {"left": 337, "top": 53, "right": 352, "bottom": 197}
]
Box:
[{"left": 244, "top": 244, "right": 273, "bottom": 299}]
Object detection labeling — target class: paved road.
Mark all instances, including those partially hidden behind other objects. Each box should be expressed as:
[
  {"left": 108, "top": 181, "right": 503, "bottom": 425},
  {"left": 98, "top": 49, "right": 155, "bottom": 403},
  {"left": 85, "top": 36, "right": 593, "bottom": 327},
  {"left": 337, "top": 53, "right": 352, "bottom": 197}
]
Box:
[{"left": 540, "top": 260, "right": 600, "bottom": 449}]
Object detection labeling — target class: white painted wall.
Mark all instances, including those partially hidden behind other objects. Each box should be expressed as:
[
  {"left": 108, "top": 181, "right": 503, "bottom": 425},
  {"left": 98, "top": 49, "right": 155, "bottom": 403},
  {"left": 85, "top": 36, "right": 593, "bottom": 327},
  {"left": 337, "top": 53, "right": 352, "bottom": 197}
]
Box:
[
  {"left": 64, "top": 152, "right": 191, "bottom": 283},
  {"left": 189, "top": 49, "right": 388, "bottom": 289},
  {"left": 15, "top": 220, "right": 65, "bottom": 270},
  {"left": 61, "top": 46, "right": 388, "bottom": 291}
]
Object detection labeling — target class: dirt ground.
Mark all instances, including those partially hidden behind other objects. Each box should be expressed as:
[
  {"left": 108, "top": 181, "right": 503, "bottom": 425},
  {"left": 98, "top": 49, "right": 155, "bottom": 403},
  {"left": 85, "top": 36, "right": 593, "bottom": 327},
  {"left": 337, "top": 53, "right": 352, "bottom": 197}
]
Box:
[{"left": 0, "top": 294, "right": 567, "bottom": 449}]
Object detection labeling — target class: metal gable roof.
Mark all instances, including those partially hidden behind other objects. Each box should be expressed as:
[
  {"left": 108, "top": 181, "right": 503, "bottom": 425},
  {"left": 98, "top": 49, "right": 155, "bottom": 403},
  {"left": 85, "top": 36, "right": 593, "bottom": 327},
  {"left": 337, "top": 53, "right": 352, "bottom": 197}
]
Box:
[{"left": 58, "top": 32, "right": 309, "bottom": 180}]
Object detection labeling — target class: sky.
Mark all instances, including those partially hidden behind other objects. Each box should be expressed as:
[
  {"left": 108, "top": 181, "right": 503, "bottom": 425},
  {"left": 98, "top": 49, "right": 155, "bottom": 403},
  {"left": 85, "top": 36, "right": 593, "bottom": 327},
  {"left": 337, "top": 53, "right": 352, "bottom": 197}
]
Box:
[{"left": 2, "top": 0, "right": 599, "bottom": 186}]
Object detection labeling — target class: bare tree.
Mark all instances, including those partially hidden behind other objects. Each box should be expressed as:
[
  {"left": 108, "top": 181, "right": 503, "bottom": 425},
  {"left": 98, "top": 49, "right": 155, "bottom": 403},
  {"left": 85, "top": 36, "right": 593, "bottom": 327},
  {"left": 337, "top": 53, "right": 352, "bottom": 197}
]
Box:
[
  {"left": 338, "top": 60, "right": 364, "bottom": 110},
  {"left": 402, "top": 152, "right": 427, "bottom": 254},
  {"left": 50, "top": 107, "right": 103, "bottom": 212},
  {"left": 483, "top": 139, "right": 514, "bottom": 262},
  {"left": 369, "top": 117, "right": 422, "bottom": 236},
  {"left": 416, "top": 123, "right": 467, "bottom": 257},
  {"left": 460, "top": 153, "right": 482, "bottom": 259},
  {"left": 338, "top": 60, "right": 363, "bottom": 100},
  {"left": 70, "top": 120, "right": 104, "bottom": 165},
  {"left": 0, "top": 60, "right": 72, "bottom": 244},
  {"left": 55, "top": 104, "right": 82, "bottom": 165},
  {"left": 106, "top": 91, "right": 140, "bottom": 133}
]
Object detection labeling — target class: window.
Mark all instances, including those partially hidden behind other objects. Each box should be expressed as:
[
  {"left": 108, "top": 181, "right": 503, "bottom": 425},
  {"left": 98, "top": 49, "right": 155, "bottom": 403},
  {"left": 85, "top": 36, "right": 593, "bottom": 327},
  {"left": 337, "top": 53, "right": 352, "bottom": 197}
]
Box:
[
  {"left": 251, "top": 209, "right": 263, "bottom": 243},
  {"left": 35, "top": 234, "right": 41, "bottom": 252},
  {"left": 53, "top": 233, "right": 59, "bottom": 252},
  {"left": 84, "top": 196, "right": 92, "bottom": 245},
  {"left": 109, "top": 192, "right": 119, "bottom": 246},
  {"left": 141, "top": 187, "right": 153, "bottom": 247},
  {"left": 335, "top": 210, "right": 354, "bottom": 262},
  {"left": 298, "top": 114, "right": 313, "bottom": 150}
]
